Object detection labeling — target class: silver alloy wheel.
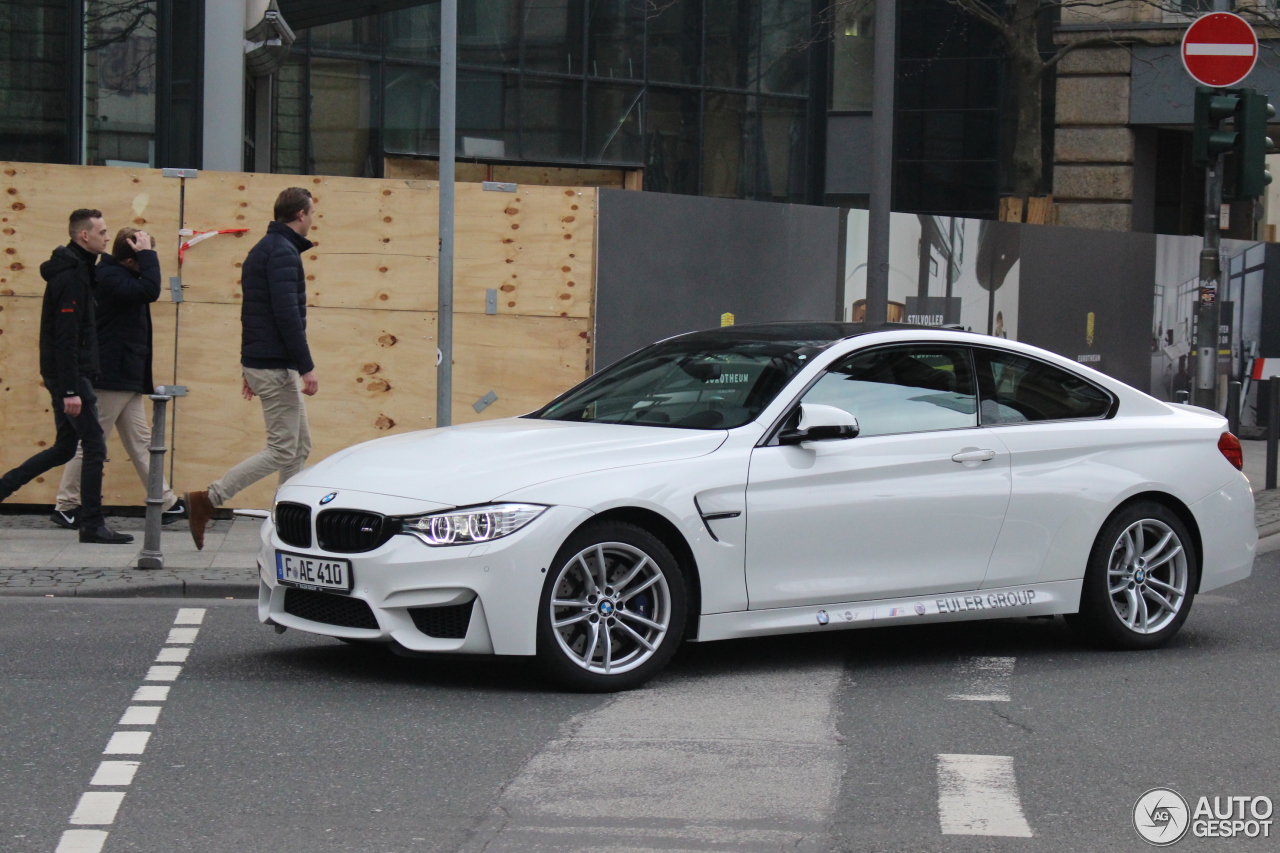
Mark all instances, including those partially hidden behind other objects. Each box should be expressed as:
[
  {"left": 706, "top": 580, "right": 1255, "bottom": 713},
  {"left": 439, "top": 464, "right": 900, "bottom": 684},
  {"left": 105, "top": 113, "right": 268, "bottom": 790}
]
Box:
[
  {"left": 1106, "top": 518, "right": 1189, "bottom": 634},
  {"left": 549, "top": 541, "right": 671, "bottom": 675}
]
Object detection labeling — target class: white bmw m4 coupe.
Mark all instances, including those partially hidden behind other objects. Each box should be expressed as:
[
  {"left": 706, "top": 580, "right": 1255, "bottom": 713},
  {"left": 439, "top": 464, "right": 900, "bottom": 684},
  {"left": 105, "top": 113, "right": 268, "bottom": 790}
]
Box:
[{"left": 257, "top": 324, "right": 1256, "bottom": 691}]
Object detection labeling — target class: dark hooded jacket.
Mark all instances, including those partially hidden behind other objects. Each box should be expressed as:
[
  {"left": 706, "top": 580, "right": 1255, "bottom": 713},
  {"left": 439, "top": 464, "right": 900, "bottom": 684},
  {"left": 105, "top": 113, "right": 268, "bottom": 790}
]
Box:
[
  {"left": 39, "top": 243, "right": 99, "bottom": 398},
  {"left": 94, "top": 249, "right": 161, "bottom": 394},
  {"left": 239, "top": 221, "right": 315, "bottom": 374}
]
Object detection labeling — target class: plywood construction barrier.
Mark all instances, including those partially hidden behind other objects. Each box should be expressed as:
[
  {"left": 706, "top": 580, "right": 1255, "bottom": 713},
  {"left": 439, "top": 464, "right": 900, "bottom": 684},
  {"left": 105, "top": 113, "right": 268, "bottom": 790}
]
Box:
[{"left": 0, "top": 162, "right": 596, "bottom": 509}]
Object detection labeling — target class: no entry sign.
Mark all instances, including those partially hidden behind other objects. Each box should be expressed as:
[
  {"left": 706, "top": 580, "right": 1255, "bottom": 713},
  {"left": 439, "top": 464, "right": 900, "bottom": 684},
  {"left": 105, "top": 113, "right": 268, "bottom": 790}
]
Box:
[{"left": 1182, "top": 12, "right": 1259, "bottom": 88}]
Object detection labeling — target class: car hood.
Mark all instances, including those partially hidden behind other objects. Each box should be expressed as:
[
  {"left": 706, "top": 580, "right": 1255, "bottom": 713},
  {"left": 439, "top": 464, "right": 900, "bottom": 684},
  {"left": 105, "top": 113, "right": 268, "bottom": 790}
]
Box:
[{"left": 291, "top": 417, "right": 728, "bottom": 506}]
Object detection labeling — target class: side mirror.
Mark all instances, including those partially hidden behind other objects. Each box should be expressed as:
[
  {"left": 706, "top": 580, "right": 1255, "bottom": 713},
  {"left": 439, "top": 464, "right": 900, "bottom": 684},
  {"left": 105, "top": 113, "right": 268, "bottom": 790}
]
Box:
[{"left": 778, "top": 403, "right": 859, "bottom": 445}]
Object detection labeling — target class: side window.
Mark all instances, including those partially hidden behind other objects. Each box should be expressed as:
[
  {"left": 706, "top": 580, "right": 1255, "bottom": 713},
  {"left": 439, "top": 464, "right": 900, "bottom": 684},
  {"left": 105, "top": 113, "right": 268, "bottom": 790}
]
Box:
[
  {"left": 801, "top": 346, "right": 977, "bottom": 437},
  {"left": 975, "top": 349, "right": 1112, "bottom": 424}
]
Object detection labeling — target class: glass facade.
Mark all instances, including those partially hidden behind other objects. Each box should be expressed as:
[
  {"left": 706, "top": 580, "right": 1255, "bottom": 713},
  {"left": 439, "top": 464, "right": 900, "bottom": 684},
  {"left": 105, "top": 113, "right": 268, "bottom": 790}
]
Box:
[
  {"left": 1, "top": 1, "right": 73, "bottom": 163},
  {"left": 276, "top": 0, "right": 816, "bottom": 202},
  {"left": 0, "top": 0, "right": 202, "bottom": 168}
]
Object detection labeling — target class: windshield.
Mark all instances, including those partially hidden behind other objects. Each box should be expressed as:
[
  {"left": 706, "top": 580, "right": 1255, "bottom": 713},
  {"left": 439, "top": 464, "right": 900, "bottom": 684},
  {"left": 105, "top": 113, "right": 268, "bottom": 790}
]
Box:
[{"left": 531, "top": 337, "right": 832, "bottom": 429}]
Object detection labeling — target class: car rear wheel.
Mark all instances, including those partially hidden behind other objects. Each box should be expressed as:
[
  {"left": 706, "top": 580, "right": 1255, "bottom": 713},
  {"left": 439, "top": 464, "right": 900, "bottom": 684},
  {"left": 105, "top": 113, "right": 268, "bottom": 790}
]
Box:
[
  {"left": 537, "top": 522, "right": 687, "bottom": 692},
  {"left": 1066, "top": 501, "right": 1198, "bottom": 650}
]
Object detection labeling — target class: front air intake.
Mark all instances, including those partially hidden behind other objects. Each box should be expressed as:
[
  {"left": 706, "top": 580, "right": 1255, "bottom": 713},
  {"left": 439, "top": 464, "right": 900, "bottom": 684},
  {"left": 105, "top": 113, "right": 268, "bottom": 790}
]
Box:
[{"left": 409, "top": 599, "right": 475, "bottom": 639}]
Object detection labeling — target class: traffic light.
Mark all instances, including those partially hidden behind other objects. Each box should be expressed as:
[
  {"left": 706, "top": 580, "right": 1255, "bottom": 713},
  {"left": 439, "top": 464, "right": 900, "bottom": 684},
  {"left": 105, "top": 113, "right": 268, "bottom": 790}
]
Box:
[
  {"left": 1193, "top": 86, "right": 1277, "bottom": 198},
  {"left": 1235, "top": 89, "right": 1276, "bottom": 197},
  {"left": 1193, "top": 86, "right": 1241, "bottom": 166}
]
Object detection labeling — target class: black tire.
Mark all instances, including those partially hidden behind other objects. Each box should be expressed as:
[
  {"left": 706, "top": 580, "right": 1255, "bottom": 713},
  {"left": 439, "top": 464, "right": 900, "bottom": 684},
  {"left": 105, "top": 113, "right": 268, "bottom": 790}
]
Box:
[
  {"left": 537, "top": 521, "right": 687, "bottom": 692},
  {"left": 1065, "top": 500, "right": 1198, "bottom": 650}
]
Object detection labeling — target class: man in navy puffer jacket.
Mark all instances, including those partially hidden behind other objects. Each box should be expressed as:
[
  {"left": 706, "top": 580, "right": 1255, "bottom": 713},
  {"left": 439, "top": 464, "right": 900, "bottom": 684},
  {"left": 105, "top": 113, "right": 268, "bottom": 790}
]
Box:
[{"left": 185, "top": 187, "right": 320, "bottom": 549}]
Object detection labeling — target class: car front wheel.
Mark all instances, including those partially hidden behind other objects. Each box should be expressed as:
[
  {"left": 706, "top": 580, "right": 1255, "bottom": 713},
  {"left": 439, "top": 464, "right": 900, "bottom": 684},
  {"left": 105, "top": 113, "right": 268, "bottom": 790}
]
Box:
[
  {"left": 537, "top": 522, "right": 687, "bottom": 692},
  {"left": 1066, "top": 501, "right": 1198, "bottom": 650}
]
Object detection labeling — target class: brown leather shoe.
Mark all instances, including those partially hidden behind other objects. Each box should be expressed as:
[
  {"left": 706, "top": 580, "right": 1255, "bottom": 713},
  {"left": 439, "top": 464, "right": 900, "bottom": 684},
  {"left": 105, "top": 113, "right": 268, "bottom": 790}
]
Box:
[{"left": 185, "top": 490, "right": 214, "bottom": 551}]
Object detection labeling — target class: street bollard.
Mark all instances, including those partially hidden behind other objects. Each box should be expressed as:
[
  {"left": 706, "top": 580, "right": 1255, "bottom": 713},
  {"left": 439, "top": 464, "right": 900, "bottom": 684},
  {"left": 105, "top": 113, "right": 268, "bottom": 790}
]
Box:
[
  {"left": 1268, "top": 380, "right": 1279, "bottom": 492},
  {"left": 136, "top": 393, "right": 171, "bottom": 570},
  {"left": 1175, "top": 390, "right": 1190, "bottom": 404},
  {"left": 1227, "top": 380, "right": 1241, "bottom": 436}
]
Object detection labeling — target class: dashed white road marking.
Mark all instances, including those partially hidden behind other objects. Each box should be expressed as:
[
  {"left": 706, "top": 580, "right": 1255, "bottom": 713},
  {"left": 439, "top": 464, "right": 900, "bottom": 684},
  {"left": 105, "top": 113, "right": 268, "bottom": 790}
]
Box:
[
  {"left": 54, "top": 830, "right": 108, "bottom": 853},
  {"left": 56, "top": 608, "right": 205, "bottom": 853},
  {"left": 118, "top": 706, "right": 162, "bottom": 726},
  {"left": 948, "top": 656, "right": 1016, "bottom": 702},
  {"left": 166, "top": 628, "right": 199, "bottom": 644},
  {"left": 102, "top": 732, "right": 151, "bottom": 755},
  {"left": 144, "top": 665, "right": 181, "bottom": 682},
  {"left": 89, "top": 762, "right": 139, "bottom": 787},
  {"left": 173, "top": 608, "right": 205, "bottom": 624},
  {"left": 468, "top": 662, "right": 847, "bottom": 852},
  {"left": 937, "top": 754, "right": 1034, "bottom": 837},
  {"left": 68, "top": 792, "right": 125, "bottom": 825}
]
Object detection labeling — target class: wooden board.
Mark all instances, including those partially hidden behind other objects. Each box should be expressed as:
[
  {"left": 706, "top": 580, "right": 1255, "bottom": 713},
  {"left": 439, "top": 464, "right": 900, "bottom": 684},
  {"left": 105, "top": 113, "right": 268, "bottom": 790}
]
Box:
[
  {"left": 454, "top": 183, "right": 595, "bottom": 319},
  {"left": 168, "top": 304, "right": 591, "bottom": 508},
  {"left": 0, "top": 295, "right": 56, "bottom": 502},
  {"left": 0, "top": 295, "right": 177, "bottom": 507},
  {"left": 178, "top": 170, "right": 440, "bottom": 306},
  {"left": 384, "top": 158, "right": 489, "bottom": 182},
  {"left": 0, "top": 162, "right": 181, "bottom": 298},
  {"left": 451, "top": 313, "right": 591, "bottom": 423},
  {"left": 170, "top": 302, "right": 437, "bottom": 509},
  {"left": 384, "top": 157, "right": 633, "bottom": 189},
  {"left": 179, "top": 171, "right": 596, "bottom": 320},
  {"left": 492, "top": 165, "right": 627, "bottom": 189}
]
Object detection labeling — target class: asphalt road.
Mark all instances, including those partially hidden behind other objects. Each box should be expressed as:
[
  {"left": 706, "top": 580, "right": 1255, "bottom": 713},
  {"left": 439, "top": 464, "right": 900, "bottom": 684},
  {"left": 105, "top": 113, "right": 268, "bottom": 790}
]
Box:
[{"left": 3, "top": 553, "right": 1278, "bottom": 853}]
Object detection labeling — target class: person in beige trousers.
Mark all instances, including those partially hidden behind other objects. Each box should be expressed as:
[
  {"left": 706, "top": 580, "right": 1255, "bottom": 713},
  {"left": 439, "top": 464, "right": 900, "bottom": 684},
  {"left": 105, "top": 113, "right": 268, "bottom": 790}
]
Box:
[
  {"left": 50, "top": 227, "right": 182, "bottom": 529},
  {"left": 185, "top": 188, "right": 319, "bottom": 549}
]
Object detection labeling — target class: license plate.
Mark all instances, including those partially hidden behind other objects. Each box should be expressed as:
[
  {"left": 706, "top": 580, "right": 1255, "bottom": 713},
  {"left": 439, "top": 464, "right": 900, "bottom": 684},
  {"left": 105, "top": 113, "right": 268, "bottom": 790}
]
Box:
[{"left": 275, "top": 551, "right": 353, "bottom": 593}]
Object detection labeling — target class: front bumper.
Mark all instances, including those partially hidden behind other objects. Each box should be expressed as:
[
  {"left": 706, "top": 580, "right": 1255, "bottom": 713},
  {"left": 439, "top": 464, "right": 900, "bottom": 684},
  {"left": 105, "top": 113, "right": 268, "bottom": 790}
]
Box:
[{"left": 256, "top": 493, "right": 590, "bottom": 656}]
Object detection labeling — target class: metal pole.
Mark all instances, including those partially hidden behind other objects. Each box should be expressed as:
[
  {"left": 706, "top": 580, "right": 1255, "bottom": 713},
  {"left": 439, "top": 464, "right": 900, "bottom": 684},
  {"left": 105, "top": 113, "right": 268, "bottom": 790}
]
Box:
[
  {"left": 1196, "top": 157, "right": 1223, "bottom": 410},
  {"left": 864, "top": 0, "right": 897, "bottom": 326},
  {"left": 436, "top": 0, "right": 457, "bottom": 427},
  {"left": 1227, "top": 380, "right": 1241, "bottom": 436},
  {"left": 136, "top": 395, "right": 171, "bottom": 570},
  {"left": 1268, "top": 379, "right": 1279, "bottom": 491}
]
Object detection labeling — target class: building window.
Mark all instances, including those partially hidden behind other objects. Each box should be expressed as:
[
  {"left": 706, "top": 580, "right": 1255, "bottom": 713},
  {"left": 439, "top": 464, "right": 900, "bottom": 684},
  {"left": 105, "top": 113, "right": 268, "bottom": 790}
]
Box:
[
  {"left": 831, "top": 0, "right": 873, "bottom": 112},
  {"left": 83, "top": 0, "right": 158, "bottom": 167},
  {"left": 0, "top": 2, "right": 72, "bottom": 162}
]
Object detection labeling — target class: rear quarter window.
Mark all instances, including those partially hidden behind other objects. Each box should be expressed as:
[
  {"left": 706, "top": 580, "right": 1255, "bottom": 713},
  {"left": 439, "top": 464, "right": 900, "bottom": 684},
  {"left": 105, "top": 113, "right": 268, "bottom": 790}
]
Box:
[{"left": 974, "top": 348, "right": 1113, "bottom": 424}]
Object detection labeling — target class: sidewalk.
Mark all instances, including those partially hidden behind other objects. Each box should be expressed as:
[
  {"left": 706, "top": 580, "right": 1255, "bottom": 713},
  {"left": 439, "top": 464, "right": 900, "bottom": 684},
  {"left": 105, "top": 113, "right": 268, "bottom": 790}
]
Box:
[
  {"left": 1, "top": 445, "right": 1277, "bottom": 598},
  {"left": 0, "top": 513, "right": 261, "bottom": 598},
  {"left": 1242, "top": 439, "right": 1280, "bottom": 534}
]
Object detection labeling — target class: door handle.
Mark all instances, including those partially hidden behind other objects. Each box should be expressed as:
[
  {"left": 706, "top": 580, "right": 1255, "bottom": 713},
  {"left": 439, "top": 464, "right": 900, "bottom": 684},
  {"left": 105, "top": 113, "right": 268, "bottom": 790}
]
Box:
[{"left": 952, "top": 448, "right": 996, "bottom": 463}]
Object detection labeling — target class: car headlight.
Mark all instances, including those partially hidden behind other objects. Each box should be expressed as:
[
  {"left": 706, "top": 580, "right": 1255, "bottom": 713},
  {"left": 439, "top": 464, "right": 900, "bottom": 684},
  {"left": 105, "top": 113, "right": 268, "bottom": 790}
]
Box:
[{"left": 399, "top": 503, "right": 547, "bottom": 546}]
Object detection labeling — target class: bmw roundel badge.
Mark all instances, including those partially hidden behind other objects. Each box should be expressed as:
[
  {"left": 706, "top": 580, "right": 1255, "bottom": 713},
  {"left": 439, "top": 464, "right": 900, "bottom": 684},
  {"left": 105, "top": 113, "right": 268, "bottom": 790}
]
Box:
[{"left": 320, "top": 492, "right": 338, "bottom": 505}]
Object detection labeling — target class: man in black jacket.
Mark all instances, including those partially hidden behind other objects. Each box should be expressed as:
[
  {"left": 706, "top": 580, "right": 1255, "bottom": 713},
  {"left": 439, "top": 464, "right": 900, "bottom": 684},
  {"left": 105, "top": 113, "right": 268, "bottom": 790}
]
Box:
[
  {"left": 51, "top": 227, "right": 182, "bottom": 529},
  {"left": 0, "top": 209, "right": 133, "bottom": 544},
  {"left": 185, "top": 187, "right": 320, "bottom": 549}
]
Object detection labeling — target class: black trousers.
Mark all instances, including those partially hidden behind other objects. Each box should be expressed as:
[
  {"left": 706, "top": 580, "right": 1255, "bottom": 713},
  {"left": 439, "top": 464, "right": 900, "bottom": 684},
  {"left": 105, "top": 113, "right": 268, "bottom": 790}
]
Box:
[{"left": 0, "top": 377, "right": 106, "bottom": 529}]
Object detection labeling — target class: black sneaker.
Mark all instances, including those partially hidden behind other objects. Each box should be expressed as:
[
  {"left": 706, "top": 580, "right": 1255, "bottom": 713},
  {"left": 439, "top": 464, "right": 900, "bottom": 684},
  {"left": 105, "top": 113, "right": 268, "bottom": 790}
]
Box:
[
  {"left": 50, "top": 507, "right": 80, "bottom": 530},
  {"left": 162, "top": 498, "right": 187, "bottom": 524},
  {"left": 79, "top": 525, "right": 134, "bottom": 545}
]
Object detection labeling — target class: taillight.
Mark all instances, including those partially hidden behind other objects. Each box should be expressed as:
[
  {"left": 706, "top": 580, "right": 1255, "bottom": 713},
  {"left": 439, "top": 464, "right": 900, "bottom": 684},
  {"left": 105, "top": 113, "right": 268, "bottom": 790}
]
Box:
[{"left": 1219, "top": 432, "right": 1244, "bottom": 470}]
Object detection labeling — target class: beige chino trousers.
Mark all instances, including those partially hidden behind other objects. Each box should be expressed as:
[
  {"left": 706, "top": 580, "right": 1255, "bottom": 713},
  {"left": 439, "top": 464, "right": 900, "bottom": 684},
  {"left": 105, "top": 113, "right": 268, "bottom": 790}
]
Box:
[
  {"left": 207, "top": 367, "right": 311, "bottom": 508},
  {"left": 55, "top": 389, "right": 178, "bottom": 512}
]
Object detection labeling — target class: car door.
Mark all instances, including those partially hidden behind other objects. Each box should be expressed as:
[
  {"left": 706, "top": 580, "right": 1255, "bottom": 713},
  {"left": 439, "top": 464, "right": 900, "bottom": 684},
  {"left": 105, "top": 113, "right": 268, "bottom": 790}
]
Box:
[
  {"left": 971, "top": 346, "right": 1118, "bottom": 589},
  {"left": 745, "top": 344, "right": 1012, "bottom": 609}
]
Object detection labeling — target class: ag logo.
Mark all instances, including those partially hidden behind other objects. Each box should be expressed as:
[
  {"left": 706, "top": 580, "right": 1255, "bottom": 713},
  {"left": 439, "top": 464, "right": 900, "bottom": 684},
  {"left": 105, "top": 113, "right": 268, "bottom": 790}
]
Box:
[
  {"left": 319, "top": 492, "right": 338, "bottom": 505},
  {"left": 1134, "top": 787, "right": 1190, "bottom": 846}
]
